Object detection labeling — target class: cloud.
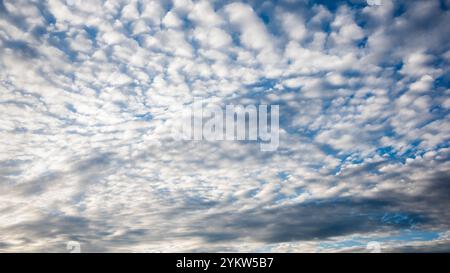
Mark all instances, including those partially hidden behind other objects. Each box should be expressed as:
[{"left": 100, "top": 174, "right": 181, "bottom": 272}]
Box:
[{"left": 0, "top": 0, "right": 449, "bottom": 252}]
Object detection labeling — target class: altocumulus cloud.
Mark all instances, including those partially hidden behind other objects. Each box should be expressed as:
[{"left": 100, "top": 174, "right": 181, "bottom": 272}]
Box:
[{"left": 0, "top": 0, "right": 449, "bottom": 252}]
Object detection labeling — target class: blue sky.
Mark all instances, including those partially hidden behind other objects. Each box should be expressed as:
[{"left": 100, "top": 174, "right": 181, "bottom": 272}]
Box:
[{"left": 0, "top": 0, "right": 449, "bottom": 252}]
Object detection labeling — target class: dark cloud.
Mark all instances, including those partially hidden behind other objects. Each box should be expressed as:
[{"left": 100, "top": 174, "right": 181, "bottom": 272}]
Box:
[
  {"left": 190, "top": 172, "right": 450, "bottom": 244},
  {"left": 193, "top": 197, "right": 424, "bottom": 243}
]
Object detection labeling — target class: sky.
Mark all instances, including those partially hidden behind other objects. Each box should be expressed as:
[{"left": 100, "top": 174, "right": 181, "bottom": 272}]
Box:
[{"left": 0, "top": 0, "right": 449, "bottom": 252}]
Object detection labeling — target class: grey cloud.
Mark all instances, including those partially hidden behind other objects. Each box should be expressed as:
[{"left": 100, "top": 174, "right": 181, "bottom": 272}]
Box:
[{"left": 192, "top": 197, "right": 423, "bottom": 244}]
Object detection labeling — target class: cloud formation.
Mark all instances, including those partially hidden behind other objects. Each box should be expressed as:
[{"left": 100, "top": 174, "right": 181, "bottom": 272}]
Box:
[{"left": 0, "top": 0, "right": 449, "bottom": 252}]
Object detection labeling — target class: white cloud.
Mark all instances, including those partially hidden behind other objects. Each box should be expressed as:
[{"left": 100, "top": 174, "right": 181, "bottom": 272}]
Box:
[{"left": 0, "top": 0, "right": 448, "bottom": 253}]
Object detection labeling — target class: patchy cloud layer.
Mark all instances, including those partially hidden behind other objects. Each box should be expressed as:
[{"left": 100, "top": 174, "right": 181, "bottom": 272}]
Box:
[{"left": 0, "top": 0, "right": 449, "bottom": 252}]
